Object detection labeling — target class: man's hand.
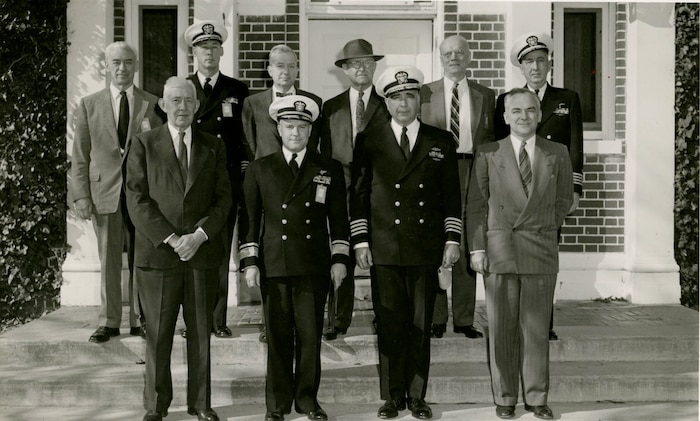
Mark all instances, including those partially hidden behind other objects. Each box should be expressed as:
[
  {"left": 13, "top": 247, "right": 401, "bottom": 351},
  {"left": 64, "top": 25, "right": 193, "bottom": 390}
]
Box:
[
  {"left": 173, "top": 231, "right": 206, "bottom": 261},
  {"left": 470, "top": 251, "right": 488, "bottom": 275},
  {"left": 73, "top": 198, "right": 93, "bottom": 220},
  {"left": 441, "top": 243, "right": 460, "bottom": 269},
  {"left": 244, "top": 266, "right": 260, "bottom": 288},
  {"left": 330, "top": 263, "right": 347, "bottom": 291},
  {"left": 355, "top": 247, "right": 373, "bottom": 270},
  {"left": 568, "top": 192, "right": 580, "bottom": 215}
]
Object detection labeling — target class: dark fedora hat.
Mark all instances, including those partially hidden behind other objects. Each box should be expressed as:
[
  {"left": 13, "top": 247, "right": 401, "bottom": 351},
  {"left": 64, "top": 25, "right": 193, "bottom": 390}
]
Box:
[{"left": 334, "top": 39, "right": 384, "bottom": 68}]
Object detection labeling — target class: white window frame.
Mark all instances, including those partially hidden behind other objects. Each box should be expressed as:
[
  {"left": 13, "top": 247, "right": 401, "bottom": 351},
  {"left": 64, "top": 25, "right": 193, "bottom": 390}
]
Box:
[
  {"left": 125, "top": 0, "right": 189, "bottom": 87},
  {"left": 553, "top": 2, "right": 620, "bottom": 154}
]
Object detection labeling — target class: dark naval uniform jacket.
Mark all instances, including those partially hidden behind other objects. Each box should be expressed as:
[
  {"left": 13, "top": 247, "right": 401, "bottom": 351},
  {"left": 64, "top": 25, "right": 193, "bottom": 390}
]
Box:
[
  {"left": 349, "top": 120, "right": 462, "bottom": 265},
  {"left": 238, "top": 150, "right": 350, "bottom": 276},
  {"left": 495, "top": 84, "right": 583, "bottom": 193}
]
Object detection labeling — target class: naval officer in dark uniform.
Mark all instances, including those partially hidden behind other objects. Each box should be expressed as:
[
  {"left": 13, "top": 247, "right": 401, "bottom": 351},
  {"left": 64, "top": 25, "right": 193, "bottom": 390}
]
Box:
[
  {"left": 350, "top": 66, "right": 462, "bottom": 420},
  {"left": 184, "top": 20, "right": 249, "bottom": 338},
  {"left": 238, "top": 95, "right": 350, "bottom": 421}
]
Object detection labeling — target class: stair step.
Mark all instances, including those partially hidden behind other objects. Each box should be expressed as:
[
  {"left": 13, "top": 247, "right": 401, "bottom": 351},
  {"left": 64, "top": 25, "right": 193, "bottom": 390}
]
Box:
[{"left": 0, "top": 361, "right": 696, "bottom": 406}]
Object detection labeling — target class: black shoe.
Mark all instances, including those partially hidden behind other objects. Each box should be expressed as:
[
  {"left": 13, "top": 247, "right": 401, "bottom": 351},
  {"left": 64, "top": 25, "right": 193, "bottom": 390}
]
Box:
[
  {"left": 187, "top": 407, "right": 219, "bottom": 421},
  {"left": 323, "top": 328, "right": 337, "bottom": 341},
  {"left": 142, "top": 410, "right": 167, "bottom": 421},
  {"left": 180, "top": 328, "right": 187, "bottom": 339},
  {"left": 371, "top": 318, "right": 378, "bottom": 334},
  {"left": 453, "top": 325, "right": 483, "bottom": 339},
  {"left": 407, "top": 398, "right": 432, "bottom": 419},
  {"left": 265, "top": 411, "right": 284, "bottom": 421},
  {"left": 525, "top": 404, "right": 553, "bottom": 419},
  {"left": 377, "top": 397, "right": 406, "bottom": 419},
  {"left": 430, "top": 323, "right": 446, "bottom": 338},
  {"left": 549, "top": 329, "right": 559, "bottom": 341},
  {"left": 306, "top": 408, "right": 328, "bottom": 420},
  {"left": 495, "top": 405, "right": 515, "bottom": 419},
  {"left": 213, "top": 326, "right": 232, "bottom": 338},
  {"left": 89, "top": 326, "right": 119, "bottom": 343},
  {"left": 130, "top": 326, "right": 146, "bottom": 339},
  {"left": 259, "top": 326, "right": 268, "bottom": 343}
]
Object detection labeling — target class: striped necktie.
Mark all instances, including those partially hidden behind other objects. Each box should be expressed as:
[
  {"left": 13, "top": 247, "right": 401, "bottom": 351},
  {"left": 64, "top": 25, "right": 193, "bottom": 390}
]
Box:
[
  {"left": 450, "top": 82, "right": 460, "bottom": 145},
  {"left": 519, "top": 140, "right": 532, "bottom": 196},
  {"left": 356, "top": 90, "right": 365, "bottom": 132}
]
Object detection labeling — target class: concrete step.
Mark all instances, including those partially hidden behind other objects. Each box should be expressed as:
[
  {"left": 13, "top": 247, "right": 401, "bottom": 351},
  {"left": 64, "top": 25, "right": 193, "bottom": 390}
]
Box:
[{"left": 0, "top": 360, "right": 696, "bottom": 407}]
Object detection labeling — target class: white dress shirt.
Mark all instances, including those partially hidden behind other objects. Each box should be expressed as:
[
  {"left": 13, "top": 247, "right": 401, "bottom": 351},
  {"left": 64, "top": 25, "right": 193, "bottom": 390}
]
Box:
[
  {"left": 110, "top": 83, "right": 134, "bottom": 149},
  {"left": 510, "top": 134, "right": 537, "bottom": 168},
  {"left": 196, "top": 71, "right": 220, "bottom": 89},
  {"left": 390, "top": 118, "right": 420, "bottom": 151},
  {"left": 443, "top": 77, "right": 473, "bottom": 153}
]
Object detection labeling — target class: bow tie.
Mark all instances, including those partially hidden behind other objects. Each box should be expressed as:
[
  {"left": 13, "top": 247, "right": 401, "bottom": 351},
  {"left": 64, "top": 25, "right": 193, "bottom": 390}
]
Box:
[{"left": 276, "top": 92, "right": 292, "bottom": 97}]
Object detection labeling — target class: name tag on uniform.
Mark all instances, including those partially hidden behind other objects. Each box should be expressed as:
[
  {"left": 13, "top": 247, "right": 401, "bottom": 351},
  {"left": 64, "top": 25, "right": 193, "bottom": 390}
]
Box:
[
  {"left": 141, "top": 118, "right": 151, "bottom": 131},
  {"left": 315, "top": 185, "right": 327, "bottom": 204},
  {"left": 222, "top": 103, "right": 233, "bottom": 117}
]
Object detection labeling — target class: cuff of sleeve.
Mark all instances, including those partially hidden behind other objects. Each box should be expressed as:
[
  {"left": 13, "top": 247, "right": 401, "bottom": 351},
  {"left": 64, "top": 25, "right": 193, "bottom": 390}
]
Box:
[
  {"left": 446, "top": 240, "right": 460, "bottom": 246},
  {"left": 195, "top": 227, "right": 208, "bottom": 242},
  {"left": 353, "top": 241, "right": 370, "bottom": 250},
  {"left": 163, "top": 233, "right": 176, "bottom": 245},
  {"left": 331, "top": 254, "right": 350, "bottom": 267}
]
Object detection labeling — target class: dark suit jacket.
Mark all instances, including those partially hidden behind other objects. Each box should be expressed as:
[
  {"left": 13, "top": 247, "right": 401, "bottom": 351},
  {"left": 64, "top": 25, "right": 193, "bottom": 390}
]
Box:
[
  {"left": 466, "top": 136, "right": 573, "bottom": 275},
  {"left": 125, "top": 125, "right": 232, "bottom": 270},
  {"left": 71, "top": 86, "right": 162, "bottom": 213},
  {"left": 238, "top": 150, "right": 349, "bottom": 277},
  {"left": 419, "top": 78, "right": 495, "bottom": 151},
  {"left": 242, "top": 88, "right": 323, "bottom": 160},
  {"left": 188, "top": 73, "right": 249, "bottom": 195},
  {"left": 319, "top": 86, "right": 390, "bottom": 190},
  {"left": 494, "top": 84, "right": 583, "bottom": 193},
  {"left": 349, "top": 121, "right": 462, "bottom": 266}
]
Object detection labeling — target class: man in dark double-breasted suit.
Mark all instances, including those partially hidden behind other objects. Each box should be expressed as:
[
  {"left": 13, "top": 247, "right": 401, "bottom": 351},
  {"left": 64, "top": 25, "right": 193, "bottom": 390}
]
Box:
[
  {"left": 350, "top": 66, "right": 462, "bottom": 420},
  {"left": 126, "top": 77, "right": 231, "bottom": 421},
  {"left": 239, "top": 95, "right": 349, "bottom": 421},
  {"left": 184, "top": 20, "right": 250, "bottom": 338},
  {"left": 468, "top": 89, "right": 573, "bottom": 420},
  {"left": 319, "top": 38, "right": 390, "bottom": 339}
]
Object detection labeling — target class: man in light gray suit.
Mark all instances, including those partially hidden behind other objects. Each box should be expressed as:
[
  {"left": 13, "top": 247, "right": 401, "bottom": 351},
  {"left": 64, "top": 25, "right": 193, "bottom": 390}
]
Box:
[
  {"left": 71, "top": 41, "right": 162, "bottom": 343},
  {"left": 420, "top": 35, "right": 494, "bottom": 340},
  {"left": 467, "top": 88, "right": 572, "bottom": 420}
]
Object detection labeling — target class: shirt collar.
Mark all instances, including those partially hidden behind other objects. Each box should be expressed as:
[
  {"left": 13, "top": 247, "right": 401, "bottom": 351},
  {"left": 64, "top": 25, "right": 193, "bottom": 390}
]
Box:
[
  {"left": 444, "top": 76, "right": 468, "bottom": 92},
  {"left": 166, "top": 123, "right": 192, "bottom": 143},
  {"left": 110, "top": 83, "right": 134, "bottom": 99},
  {"left": 527, "top": 82, "right": 548, "bottom": 98},
  {"left": 282, "top": 147, "right": 306, "bottom": 164},
  {"left": 197, "top": 71, "right": 219, "bottom": 88},
  {"left": 273, "top": 86, "right": 296, "bottom": 98},
  {"left": 390, "top": 118, "right": 420, "bottom": 140}
]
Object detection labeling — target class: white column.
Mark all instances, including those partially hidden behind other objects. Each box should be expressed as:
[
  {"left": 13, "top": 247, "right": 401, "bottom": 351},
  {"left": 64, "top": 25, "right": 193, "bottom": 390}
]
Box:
[{"left": 623, "top": 3, "right": 680, "bottom": 304}]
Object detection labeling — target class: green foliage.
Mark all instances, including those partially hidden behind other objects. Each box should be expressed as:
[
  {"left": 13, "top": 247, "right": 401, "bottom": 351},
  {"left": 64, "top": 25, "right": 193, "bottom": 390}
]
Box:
[
  {"left": 674, "top": 3, "right": 699, "bottom": 309},
  {"left": 0, "top": 0, "right": 69, "bottom": 331}
]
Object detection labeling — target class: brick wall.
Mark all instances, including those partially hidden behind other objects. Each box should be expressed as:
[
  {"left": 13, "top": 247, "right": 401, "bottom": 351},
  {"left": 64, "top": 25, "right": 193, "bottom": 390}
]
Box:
[
  {"left": 444, "top": 1, "right": 506, "bottom": 92},
  {"left": 114, "top": 0, "right": 125, "bottom": 41},
  {"left": 238, "top": 0, "right": 300, "bottom": 93}
]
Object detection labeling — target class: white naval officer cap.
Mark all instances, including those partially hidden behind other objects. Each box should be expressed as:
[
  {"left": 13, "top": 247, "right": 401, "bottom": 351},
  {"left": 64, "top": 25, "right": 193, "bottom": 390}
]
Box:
[
  {"left": 375, "top": 65, "right": 424, "bottom": 98},
  {"left": 269, "top": 95, "right": 320, "bottom": 123},
  {"left": 184, "top": 20, "right": 228, "bottom": 47},
  {"left": 510, "top": 32, "right": 553, "bottom": 66}
]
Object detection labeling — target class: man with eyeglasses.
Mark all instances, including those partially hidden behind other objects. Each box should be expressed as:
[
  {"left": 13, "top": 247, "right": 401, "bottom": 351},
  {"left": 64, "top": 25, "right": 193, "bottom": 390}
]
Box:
[
  {"left": 319, "top": 39, "right": 390, "bottom": 340},
  {"left": 420, "top": 35, "right": 494, "bottom": 341}
]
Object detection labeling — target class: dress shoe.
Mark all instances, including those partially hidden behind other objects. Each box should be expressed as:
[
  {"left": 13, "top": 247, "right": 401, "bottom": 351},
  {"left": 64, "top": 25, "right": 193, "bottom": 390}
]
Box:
[
  {"left": 495, "top": 405, "right": 515, "bottom": 419},
  {"left": 259, "top": 326, "right": 268, "bottom": 343},
  {"left": 306, "top": 408, "right": 328, "bottom": 420},
  {"left": 549, "top": 329, "right": 559, "bottom": 341},
  {"left": 323, "top": 328, "right": 337, "bottom": 341},
  {"left": 407, "top": 398, "right": 432, "bottom": 419},
  {"left": 130, "top": 326, "right": 146, "bottom": 339},
  {"left": 453, "top": 325, "right": 483, "bottom": 339},
  {"left": 181, "top": 328, "right": 187, "bottom": 339},
  {"left": 371, "top": 318, "right": 378, "bottom": 334},
  {"left": 187, "top": 407, "right": 219, "bottom": 421},
  {"left": 214, "top": 326, "right": 232, "bottom": 338},
  {"left": 89, "top": 326, "right": 119, "bottom": 343},
  {"left": 142, "top": 410, "right": 166, "bottom": 421},
  {"left": 377, "top": 397, "right": 406, "bottom": 419},
  {"left": 430, "top": 323, "right": 446, "bottom": 338},
  {"left": 525, "top": 404, "right": 553, "bottom": 419},
  {"left": 264, "top": 411, "right": 284, "bottom": 420}
]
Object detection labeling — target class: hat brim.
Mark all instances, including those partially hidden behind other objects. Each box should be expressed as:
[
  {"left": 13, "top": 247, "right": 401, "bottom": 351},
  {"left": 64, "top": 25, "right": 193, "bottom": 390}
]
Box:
[{"left": 334, "top": 55, "right": 384, "bottom": 68}]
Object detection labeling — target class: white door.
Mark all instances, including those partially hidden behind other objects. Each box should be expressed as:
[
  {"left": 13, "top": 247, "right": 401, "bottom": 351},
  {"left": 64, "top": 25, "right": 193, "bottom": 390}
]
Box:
[{"left": 305, "top": 20, "right": 434, "bottom": 101}]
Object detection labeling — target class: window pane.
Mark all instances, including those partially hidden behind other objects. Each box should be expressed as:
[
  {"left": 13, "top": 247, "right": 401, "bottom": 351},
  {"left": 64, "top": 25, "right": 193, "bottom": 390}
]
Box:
[
  {"left": 141, "top": 7, "right": 177, "bottom": 98},
  {"left": 564, "top": 10, "right": 600, "bottom": 129}
]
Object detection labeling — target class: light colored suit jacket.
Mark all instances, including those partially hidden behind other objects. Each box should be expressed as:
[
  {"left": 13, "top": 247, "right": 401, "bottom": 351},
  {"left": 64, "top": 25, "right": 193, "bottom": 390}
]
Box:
[
  {"left": 420, "top": 78, "right": 495, "bottom": 151},
  {"left": 466, "top": 136, "right": 573, "bottom": 274},
  {"left": 71, "top": 86, "right": 161, "bottom": 214},
  {"left": 125, "top": 125, "right": 232, "bottom": 270}
]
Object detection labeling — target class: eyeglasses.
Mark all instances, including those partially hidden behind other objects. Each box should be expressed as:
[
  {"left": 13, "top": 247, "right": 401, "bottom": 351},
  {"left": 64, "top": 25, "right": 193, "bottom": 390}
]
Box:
[
  {"left": 442, "top": 50, "right": 467, "bottom": 59},
  {"left": 346, "top": 59, "right": 376, "bottom": 69}
]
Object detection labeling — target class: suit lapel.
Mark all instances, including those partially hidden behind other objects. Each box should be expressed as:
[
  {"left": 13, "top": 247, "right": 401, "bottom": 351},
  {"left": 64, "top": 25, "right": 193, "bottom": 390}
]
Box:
[
  {"left": 514, "top": 137, "right": 554, "bottom": 227},
  {"left": 468, "top": 83, "right": 483, "bottom": 139},
  {"left": 125, "top": 88, "right": 152, "bottom": 157},
  {"left": 494, "top": 137, "right": 528, "bottom": 210},
  {"left": 99, "top": 90, "right": 121, "bottom": 149},
  {"left": 338, "top": 90, "right": 353, "bottom": 138},
  {"left": 538, "top": 84, "right": 559, "bottom": 127},
  {"left": 361, "top": 87, "right": 383, "bottom": 131},
  {"left": 399, "top": 124, "right": 433, "bottom": 179},
  {"left": 285, "top": 152, "right": 320, "bottom": 203},
  {"left": 153, "top": 126, "right": 185, "bottom": 192},
  {"left": 434, "top": 81, "right": 447, "bottom": 129},
  {"left": 185, "top": 130, "right": 211, "bottom": 194}
]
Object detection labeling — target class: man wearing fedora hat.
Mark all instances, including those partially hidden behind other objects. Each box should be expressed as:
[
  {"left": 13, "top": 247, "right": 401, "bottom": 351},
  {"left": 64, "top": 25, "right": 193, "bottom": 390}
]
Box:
[
  {"left": 493, "top": 32, "right": 583, "bottom": 342},
  {"left": 239, "top": 95, "right": 349, "bottom": 421},
  {"left": 182, "top": 20, "right": 249, "bottom": 340},
  {"left": 319, "top": 39, "right": 390, "bottom": 340}
]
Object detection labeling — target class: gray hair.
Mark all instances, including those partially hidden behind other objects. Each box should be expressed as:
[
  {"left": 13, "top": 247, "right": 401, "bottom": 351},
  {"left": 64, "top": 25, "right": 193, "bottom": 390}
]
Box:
[
  {"left": 105, "top": 41, "right": 137, "bottom": 61},
  {"left": 504, "top": 87, "right": 541, "bottom": 111},
  {"left": 269, "top": 44, "right": 297, "bottom": 63},
  {"left": 162, "top": 76, "right": 197, "bottom": 98}
]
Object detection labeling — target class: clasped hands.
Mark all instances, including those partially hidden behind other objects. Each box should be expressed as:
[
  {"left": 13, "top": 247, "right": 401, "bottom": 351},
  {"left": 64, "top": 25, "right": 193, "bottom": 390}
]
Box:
[{"left": 167, "top": 231, "right": 206, "bottom": 262}]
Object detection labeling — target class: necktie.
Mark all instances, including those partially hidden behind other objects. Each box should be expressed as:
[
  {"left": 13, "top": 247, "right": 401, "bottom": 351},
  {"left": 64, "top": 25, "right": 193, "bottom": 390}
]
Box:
[
  {"left": 117, "top": 91, "right": 129, "bottom": 149},
  {"left": 289, "top": 153, "right": 299, "bottom": 177},
  {"left": 178, "top": 131, "right": 188, "bottom": 184},
  {"left": 534, "top": 88, "right": 540, "bottom": 100},
  {"left": 450, "top": 82, "right": 460, "bottom": 145},
  {"left": 356, "top": 90, "right": 365, "bottom": 132},
  {"left": 519, "top": 140, "right": 532, "bottom": 196},
  {"left": 203, "top": 77, "right": 213, "bottom": 97},
  {"left": 276, "top": 91, "right": 291, "bottom": 97},
  {"left": 400, "top": 127, "right": 410, "bottom": 160}
]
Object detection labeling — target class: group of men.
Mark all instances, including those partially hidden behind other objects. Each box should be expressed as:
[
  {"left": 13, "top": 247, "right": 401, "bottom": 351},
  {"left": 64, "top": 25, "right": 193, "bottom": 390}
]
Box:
[{"left": 70, "top": 17, "right": 581, "bottom": 421}]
